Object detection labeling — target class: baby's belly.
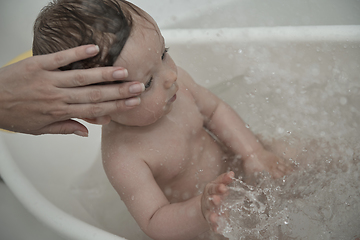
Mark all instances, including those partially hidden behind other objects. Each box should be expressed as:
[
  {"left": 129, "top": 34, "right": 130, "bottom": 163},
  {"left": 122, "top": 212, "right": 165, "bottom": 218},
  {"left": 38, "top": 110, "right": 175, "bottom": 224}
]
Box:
[{"left": 157, "top": 130, "right": 229, "bottom": 203}]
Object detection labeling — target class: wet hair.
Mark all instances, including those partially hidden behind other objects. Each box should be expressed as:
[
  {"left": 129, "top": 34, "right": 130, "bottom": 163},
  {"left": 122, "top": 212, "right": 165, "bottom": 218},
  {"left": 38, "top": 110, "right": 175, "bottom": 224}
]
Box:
[{"left": 32, "top": 0, "right": 144, "bottom": 70}]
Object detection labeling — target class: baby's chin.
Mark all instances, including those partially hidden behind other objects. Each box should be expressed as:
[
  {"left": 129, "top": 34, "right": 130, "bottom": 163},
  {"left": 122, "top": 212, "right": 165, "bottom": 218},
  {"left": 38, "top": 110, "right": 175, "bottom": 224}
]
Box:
[{"left": 109, "top": 111, "right": 167, "bottom": 127}]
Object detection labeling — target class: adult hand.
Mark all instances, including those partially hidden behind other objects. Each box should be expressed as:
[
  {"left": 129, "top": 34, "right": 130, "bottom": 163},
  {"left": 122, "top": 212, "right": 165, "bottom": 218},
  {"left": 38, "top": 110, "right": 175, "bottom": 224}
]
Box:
[{"left": 0, "top": 44, "right": 144, "bottom": 136}]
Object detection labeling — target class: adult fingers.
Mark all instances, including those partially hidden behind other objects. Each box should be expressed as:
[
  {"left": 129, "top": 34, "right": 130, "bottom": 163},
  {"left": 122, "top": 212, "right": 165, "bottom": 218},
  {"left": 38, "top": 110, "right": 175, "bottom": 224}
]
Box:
[
  {"left": 66, "top": 97, "right": 141, "bottom": 119},
  {"left": 38, "top": 45, "right": 100, "bottom": 71},
  {"left": 63, "top": 82, "right": 145, "bottom": 104},
  {"left": 52, "top": 66, "right": 129, "bottom": 88},
  {"left": 36, "top": 119, "right": 88, "bottom": 137},
  {"left": 82, "top": 116, "right": 111, "bottom": 125}
]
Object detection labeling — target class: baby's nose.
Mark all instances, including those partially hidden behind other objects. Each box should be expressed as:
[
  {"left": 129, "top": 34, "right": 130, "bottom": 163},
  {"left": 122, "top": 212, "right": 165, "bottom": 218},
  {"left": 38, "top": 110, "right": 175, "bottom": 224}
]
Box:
[{"left": 164, "top": 70, "right": 177, "bottom": 89}]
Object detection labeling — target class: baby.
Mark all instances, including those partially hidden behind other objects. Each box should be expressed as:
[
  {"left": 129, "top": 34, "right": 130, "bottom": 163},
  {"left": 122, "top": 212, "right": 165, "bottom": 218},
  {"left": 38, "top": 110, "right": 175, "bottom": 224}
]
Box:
[{"left": 33, "top": 0, "right": 292, "bottom": 239}]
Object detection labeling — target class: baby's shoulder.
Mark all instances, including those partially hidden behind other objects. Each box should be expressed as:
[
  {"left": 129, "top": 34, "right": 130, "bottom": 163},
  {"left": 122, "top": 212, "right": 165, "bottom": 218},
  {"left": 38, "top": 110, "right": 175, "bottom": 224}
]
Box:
[{"left": 103, "top": 124, "right": 162, "bottom": 156}]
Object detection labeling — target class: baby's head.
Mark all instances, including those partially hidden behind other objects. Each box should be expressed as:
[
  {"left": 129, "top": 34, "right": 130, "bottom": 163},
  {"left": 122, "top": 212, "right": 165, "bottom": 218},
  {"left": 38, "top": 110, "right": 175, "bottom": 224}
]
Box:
[
  {"left": 33, "top": 0, "right": 178, "bottom": 127},
  {"left": 33, "top": 0, "right": 142, "bottom": 70}
]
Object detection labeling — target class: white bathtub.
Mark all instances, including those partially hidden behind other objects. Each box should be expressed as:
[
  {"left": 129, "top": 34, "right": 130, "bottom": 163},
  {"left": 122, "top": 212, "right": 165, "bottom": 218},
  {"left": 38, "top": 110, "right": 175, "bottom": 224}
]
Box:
[{"left": 1, "top": 1, "right": 360, "bottom": 239}]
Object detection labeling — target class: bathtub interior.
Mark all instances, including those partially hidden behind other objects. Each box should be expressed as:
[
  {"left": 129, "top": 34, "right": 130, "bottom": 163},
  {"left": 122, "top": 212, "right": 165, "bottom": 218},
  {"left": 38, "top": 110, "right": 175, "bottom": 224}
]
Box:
[
  {"left": 163, "top": 0, "right": 360, "bottom": 29},
  {"left": 1, "top": 25, "right": 360, "bottom": 239},
  {"left": 192, "top": 28, "right": 360, "bottom": 239},
  {"left": 1, "top": 0, "right": 360, "bottom": 239}
]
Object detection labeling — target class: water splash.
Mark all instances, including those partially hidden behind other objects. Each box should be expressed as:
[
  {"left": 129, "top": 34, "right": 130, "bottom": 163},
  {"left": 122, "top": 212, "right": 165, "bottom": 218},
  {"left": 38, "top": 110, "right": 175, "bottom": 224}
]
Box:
[
  {"left": 217, "top": 138, "right": 360, "bottom": 239},
  {"left": 217, "top": 174, "right": 290, "bottom": 239},
  {"left": 209, "top": 66, "right": 360, "bottom": 239}
]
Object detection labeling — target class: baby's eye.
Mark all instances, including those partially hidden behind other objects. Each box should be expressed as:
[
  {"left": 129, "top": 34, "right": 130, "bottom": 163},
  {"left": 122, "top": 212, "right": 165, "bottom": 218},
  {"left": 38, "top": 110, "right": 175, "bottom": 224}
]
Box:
[
  {"left": 145, "top": 77, "right": 153, "bottom": 89},
  {"left": 161, "top": 47, "right": 169, "bottom": 60}
]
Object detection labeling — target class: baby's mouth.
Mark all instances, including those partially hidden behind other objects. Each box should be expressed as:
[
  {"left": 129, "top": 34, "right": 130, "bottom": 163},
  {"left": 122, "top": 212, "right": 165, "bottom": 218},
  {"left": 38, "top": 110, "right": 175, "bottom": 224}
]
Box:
[
  {"left": 168, "top": 94, "right": 177, "bottom": 103},
  {"left": 167, "top": 83, "right": 178, "bottom": 103}
]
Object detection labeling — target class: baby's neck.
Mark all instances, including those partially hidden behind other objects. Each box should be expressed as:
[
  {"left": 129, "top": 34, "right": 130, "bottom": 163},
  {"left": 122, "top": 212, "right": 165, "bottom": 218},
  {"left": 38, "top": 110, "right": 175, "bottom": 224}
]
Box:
[{"left": 107, "top": 115, "right": 168, "bottom": 130}]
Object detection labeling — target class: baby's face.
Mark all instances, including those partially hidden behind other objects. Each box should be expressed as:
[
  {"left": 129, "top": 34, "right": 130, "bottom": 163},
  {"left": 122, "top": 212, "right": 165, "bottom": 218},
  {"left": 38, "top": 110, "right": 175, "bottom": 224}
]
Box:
[{"left": 111, "top": 14, "right": 178, "bottom": 127}]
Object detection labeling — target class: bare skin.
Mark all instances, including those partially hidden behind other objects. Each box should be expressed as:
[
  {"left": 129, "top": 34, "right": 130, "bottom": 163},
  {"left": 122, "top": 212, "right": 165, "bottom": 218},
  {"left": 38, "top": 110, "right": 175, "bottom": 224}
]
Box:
[
  {"left": 0, "top": 45, "right": 144, "bottom": 136},
  {"left": 100, "top": 14, "right": 292, "bottom": 240}
]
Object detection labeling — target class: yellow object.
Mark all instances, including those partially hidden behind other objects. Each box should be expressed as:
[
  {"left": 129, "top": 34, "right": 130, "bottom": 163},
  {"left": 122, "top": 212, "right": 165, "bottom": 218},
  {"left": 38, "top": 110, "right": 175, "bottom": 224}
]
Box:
[
  {"left": 1, "top": 50, "right": 33, "bottom": 133},
  {"left": 4, "top": 50, "right": 33, "bottom": 67}
]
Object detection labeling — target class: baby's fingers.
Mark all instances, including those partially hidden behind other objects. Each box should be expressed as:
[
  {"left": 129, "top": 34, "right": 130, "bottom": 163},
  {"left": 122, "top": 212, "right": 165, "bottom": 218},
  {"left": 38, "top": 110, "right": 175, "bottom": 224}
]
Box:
[
  {"left": 214, "top": 171, "right": 235, "bottom": 185},
  {"left": 209, "top": 212, "right": 219, "bottom": 232},
  {"left": 274, "top": 161, "right": 294, "bottom": 178},
  {"left": 271, "top": 168, "right": 285, "bottom": 179},
  {"left": 206, "top": 171, "right": 235, "bottom": 197},
  {"left": 211, "top": 195, "right": 222, "bottom": 206},
  {"left": 206, "top": 182, "right": 228, "bottom": 197}
]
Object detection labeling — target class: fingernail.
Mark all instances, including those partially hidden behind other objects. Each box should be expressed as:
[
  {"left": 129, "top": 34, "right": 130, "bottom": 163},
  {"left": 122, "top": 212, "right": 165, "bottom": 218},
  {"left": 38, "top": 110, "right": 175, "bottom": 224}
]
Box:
[
  {"left": 129, "top": 83, "right": 145, "bottom": 94},
  {"left": 86, "top": 45, "right": 99, "bottom": 55},
  {"left": 125, "top": 97, "right": 141, "bottom": 107},
  {"left": 74, "top": 131, "right": 89, "bottom": 137},
  {"left": 113, "top": 69, "right": 128, "bottom": 79}
]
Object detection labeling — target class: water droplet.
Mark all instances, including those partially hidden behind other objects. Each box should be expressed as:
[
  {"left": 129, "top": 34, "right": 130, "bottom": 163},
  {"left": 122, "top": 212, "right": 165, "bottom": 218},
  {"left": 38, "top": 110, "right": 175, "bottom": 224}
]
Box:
[
  {"left": 346, "top": 148, "right": 354, "bottom": 156},
  {"left": 245, "top": 124, "right": 250, "bottom": 129},
  {"left": 277, "top": 127, "right": 284, "bottom": 134},
  {"left": 340, "top": 97, "right": 347, "bottom": 105}
]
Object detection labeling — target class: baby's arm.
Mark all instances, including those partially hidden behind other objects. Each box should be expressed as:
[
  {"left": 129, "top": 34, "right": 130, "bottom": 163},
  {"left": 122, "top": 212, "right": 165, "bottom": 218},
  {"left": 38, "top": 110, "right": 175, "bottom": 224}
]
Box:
[
  {"left": 103, "top": 153, "right": 209, "bottom": 240},
  {"left": 180, "top": 67, "right": 291, "bottom": 179}
]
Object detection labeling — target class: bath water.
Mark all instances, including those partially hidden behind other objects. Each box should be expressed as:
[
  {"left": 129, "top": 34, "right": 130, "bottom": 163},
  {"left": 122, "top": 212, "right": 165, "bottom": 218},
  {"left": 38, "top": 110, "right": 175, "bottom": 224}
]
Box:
[
  {"left": 70, "top": 43, "right": 360, "bottom": 239},
  {"left": 209, "top": 68, "right": 360, "bottom": 239}
]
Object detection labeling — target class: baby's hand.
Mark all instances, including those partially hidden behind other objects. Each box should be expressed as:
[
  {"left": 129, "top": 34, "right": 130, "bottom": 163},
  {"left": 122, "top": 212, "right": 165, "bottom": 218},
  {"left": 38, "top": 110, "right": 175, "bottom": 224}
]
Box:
[
  {"left": 201, "top": 171, "right": 234, "bottom": 232},
  {"left": 242, "top": 148, "right": 293, "bottom": 180}
]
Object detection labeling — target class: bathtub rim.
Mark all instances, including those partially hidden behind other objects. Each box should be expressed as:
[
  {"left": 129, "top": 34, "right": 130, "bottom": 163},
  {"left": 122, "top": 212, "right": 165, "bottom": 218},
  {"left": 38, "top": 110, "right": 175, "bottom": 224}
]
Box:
[
  {"left": 0, "top": 135, "right": 125, "bottom": 240},
  {"left": 162, "top": 25, "right": 360, "bottom": 43}
]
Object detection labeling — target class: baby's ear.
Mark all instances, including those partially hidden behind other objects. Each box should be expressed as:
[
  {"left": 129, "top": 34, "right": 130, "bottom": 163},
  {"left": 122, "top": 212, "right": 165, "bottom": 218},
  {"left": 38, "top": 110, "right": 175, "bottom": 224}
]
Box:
[{"left": 81, "top": 116, "right": 111, "bottom": 125}]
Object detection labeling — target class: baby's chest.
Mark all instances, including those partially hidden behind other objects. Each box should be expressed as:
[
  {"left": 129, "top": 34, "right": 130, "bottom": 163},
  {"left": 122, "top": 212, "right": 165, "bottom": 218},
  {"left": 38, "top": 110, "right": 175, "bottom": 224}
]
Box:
[
  {"left": 147, "top": 111, "right": 206, "bottom": 175},
  {"left": 170, "top": 89, "right": 205, "bottom": 131}
]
